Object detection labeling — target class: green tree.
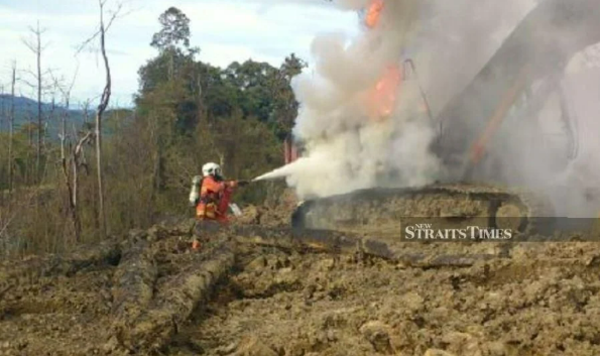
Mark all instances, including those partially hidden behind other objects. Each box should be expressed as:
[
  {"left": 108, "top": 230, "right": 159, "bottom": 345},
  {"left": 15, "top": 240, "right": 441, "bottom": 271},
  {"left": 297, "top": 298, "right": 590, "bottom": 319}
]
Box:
[
  {"left": 196, "top": 61, "right": 239, "bottom": 120},
  {"left": 224, "top": 60, "right": 279, "bottom": 122},
  {"left": 147, "top": 7, "right": 198, "bottom": 83},
  {"left": 150, "top": 7, "right": 191, "bottom": 52}
]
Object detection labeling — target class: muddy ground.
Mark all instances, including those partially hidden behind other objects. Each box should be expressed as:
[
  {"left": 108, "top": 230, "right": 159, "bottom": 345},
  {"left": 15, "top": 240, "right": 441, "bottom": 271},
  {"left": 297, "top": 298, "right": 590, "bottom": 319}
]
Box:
[{"left": 1, "top": 198, "right": 600, "bottom": 356}]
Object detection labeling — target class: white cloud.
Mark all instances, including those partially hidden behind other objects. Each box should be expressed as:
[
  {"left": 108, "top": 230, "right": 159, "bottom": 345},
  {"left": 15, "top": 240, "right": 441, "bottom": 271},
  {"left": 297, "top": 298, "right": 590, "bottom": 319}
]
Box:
[{"left": 0, "top": 0, "right": 357, "bottom": 107}]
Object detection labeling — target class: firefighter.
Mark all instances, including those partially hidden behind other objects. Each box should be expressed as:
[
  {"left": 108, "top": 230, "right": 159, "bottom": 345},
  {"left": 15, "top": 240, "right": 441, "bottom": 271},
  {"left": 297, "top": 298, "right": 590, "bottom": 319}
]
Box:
[{"left": 192, "top": 162, "right": 248, "bottom": 250}]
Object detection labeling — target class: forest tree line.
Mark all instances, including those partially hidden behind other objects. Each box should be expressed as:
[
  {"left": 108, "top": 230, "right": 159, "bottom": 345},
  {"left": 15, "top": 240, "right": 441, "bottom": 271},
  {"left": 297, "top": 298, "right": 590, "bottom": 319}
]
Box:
[{"left": 0, "top": 6, "right": 305, "bottom": 257}]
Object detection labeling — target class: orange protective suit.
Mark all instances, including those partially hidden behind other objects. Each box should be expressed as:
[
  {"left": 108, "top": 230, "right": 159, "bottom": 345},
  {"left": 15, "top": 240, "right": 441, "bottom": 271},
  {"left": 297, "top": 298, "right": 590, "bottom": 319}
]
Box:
[{"left": 195, "top": 175, "right": 238, "bottom": 223}]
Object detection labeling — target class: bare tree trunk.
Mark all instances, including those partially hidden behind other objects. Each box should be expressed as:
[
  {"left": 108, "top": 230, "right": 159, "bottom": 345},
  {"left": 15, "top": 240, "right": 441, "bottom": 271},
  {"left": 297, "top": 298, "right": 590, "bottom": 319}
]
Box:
[
  {"left": 30, "top": 22, "right": 44, "bottom": 183},
  {"left": 36, "top": 25, "right": 42, "bottom": 181},
  {"left": 0, "top": 85, "right": 4, "bottom": 192},
  {"left": 82, "top": 100, "right": 90, "bottom": 127},
  {"left": 73, "top": 0, "right": 121, "bottom": 238},
  {"left": 60, "top": 142, "right": 75, "bottom": 239},
  {"left": 1, "top": 85, "right": 4, "bottom": 126},
  {"left": 8, "top": 63, "right": 16, "bottom": 193},
  {"left": 27, "top": 113, "right": 32, "bottom": 185},
  {"left": 95, "top": 0, "right": 114, "bottom": 238},
  {"left": 22, "top": 21, "right": 47, "bottom": 184},
  {"left": 55, "top": 67, "right": 82, "bottom": 242},
  {"left": 62, "top": 132, "right": 92, "bottom": 242}
]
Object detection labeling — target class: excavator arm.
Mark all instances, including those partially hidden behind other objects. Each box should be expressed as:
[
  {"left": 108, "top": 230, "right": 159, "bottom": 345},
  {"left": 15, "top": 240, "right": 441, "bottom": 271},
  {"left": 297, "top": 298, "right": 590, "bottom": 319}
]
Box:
[
  {"left": 432, "top": 0, "right": 600, "bottom": 181},
  {"left": 292, "top": 0, "right": 600, "bottom": 236}
]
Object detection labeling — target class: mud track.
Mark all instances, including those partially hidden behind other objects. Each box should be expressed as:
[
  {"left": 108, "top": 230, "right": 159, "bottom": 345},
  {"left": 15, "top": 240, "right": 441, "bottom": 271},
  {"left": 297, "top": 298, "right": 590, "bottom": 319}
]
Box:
[{"left": 1, "top": 217, "right": 600, "bottom": 355}]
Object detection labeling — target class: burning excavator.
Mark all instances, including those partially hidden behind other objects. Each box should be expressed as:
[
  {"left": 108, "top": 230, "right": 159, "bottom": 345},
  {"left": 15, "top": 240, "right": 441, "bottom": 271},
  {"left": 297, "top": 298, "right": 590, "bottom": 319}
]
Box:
[{"left": 282, "top": 0, "right": 600, "bottom": 237}]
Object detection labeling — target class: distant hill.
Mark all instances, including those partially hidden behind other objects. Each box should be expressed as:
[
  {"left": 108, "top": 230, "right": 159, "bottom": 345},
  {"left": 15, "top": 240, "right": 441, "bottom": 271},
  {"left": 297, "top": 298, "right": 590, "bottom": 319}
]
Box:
[{"left": 0, "top": 95, "right": 133, "bottom": 140}]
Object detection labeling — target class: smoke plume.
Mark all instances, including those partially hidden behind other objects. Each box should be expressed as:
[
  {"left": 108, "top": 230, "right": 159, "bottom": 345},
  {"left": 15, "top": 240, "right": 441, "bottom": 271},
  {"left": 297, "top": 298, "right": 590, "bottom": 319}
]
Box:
[
  {"left": 256, "top": 0, "right": 600, "bottom": 218},
  {"left": 257, "top": 0, "right": 439, "bottom": 199},
  {"left": 257, "top": 0, "right": 533, "bottom": 198}
]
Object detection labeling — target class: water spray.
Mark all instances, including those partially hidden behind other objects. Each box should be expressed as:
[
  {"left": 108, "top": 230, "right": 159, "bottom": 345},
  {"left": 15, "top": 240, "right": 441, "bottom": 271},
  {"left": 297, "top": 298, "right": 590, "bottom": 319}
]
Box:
[{"left": 252, "top": 159, "right": 306, "bottom": 182}]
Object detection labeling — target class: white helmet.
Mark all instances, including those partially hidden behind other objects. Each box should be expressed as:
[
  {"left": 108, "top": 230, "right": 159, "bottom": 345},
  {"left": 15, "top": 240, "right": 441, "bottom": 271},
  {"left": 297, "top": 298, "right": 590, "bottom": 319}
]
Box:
[{"left": 202, "top": 162, "right": 222, "bottom": 178}]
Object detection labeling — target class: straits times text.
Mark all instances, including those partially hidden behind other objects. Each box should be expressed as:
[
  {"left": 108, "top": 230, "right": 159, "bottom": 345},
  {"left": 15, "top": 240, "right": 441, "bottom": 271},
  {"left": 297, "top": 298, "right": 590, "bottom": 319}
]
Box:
[{"left": 403, "top": 224, "right": 513, "bottom": 240}]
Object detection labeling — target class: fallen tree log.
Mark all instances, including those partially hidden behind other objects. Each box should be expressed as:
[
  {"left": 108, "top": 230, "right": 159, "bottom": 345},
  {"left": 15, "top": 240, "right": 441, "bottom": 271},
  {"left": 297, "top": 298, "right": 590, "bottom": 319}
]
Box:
[
  {"left": 110, "top": 241, "right": 158, "bottom": 332},
  {"left": 115, "top": 240, "right": 235, "bottom": 353},
  {"left": 232, "top": 225, "right": 504, "bottom": 268},
  {"left": 394, "top": 253, "right": 499, "bottom": 268},
  {"left": 231, "top": 225, "right": 361, "bottom": 254}
]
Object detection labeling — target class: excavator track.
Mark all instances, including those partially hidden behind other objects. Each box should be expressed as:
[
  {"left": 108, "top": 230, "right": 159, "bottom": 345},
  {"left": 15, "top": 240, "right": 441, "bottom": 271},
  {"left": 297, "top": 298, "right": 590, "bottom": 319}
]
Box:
[
  {"left": 283, "top": 0, "right": 600, "bottom": 245},
  {"left": 291, "top": 183, "right": 555, "bottom": 239}
]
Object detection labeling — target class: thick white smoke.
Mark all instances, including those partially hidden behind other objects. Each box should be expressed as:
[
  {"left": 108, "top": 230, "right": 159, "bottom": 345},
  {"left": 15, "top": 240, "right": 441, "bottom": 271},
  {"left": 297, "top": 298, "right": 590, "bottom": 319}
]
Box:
[
  {"left": 256, "top": 0, "right": 442, "bottom": 199},
  {"left": 256, "top": 0, "right": 600, "bottom": 218},
  {"left": 257, "top": 0, "right": 539, "bottom": 200}
]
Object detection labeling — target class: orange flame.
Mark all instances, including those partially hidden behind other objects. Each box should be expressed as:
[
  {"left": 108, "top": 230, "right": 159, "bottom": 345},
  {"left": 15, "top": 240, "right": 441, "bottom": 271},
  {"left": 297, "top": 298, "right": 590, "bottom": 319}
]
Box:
[
  {"left": 364, "top": 0, "right": 402, "bottom": 121},
  {"left": 365, "top": 0, "right": 384, "bottom": 28},
  {"left": 367, "top": 65, "right": 402, "bottom": 120}
]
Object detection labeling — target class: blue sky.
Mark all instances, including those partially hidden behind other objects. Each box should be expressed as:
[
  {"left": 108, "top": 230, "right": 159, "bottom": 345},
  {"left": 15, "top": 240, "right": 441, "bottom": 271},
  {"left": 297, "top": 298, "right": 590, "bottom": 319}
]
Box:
[{"left": 0, "top": 0, "right": 359, "bottom": 108}]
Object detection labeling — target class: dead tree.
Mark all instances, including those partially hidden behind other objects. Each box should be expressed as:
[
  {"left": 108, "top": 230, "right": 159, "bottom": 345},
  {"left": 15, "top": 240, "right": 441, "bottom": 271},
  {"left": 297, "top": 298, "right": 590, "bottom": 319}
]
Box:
[
  {"left": 1, "top": 84, "right": 4, "bottom": 126},
  {"left": 95, "top": 1, "right": 110, "bottom": 237},
  {"left": 53, "top": 67, "right": 86, "bottom": 241},
  {"left": 77, "top": 0, "right": 123, "bottom": 238},
  {"left": 64, "top": 131, "right": 94, "bottom": 241},
  {"left": 8, "top": 62, "right": 17, "bottom": 193},
  {"left": 0, "top": 84, "right": 4, "bottom": 190},
  {"left": 51, "top": 67, "right": 78, "bottom": 161},
  {"left": 22, "top": 22, "right": 49, "bottom": 183}
]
